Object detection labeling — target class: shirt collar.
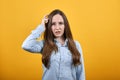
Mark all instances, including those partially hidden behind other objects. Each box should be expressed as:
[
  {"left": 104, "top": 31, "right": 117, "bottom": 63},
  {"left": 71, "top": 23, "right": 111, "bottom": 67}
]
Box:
[{"left": 54, "top": 38, "right": 68, "bottom": 47}]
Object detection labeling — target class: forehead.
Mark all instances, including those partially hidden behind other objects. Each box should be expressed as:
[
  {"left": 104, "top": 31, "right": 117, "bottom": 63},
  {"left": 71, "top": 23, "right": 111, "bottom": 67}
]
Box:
[{"left": 52, "top": 14, "right": 64, "bottom": 22}]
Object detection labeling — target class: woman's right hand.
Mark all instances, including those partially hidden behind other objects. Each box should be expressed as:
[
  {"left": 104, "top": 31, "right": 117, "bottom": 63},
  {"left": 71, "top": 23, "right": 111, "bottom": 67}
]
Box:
[{"left": 41, "top": 15, "right": 49, "bottom": 28}]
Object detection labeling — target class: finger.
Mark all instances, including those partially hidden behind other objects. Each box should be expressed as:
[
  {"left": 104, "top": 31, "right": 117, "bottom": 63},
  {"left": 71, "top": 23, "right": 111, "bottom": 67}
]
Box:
[
  {"left": 44, "top": 15, "right": 49, "bottom": 23},
  {"left": 43, "top": 15, "right": 48, "bottom": 19},
  {"left": 44, "top": 19, "right": 48, "bottom": 23}
]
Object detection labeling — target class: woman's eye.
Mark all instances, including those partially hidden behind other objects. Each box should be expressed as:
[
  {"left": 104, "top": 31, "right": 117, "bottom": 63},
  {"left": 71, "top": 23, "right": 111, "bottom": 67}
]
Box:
[
  {"left": 59, "top": 22, "right": 64, "bottom": 25},
  {"left": 52, "top": 22, "right": 55, "bottom": 25}
]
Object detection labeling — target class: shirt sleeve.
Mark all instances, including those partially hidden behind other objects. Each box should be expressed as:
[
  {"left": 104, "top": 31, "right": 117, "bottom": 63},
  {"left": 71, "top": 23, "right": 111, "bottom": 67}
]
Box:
[
  {"left": 21, "top": 24, "right": 45, "bottom": 53},
  {"left": 75, "top": 41, "right": 86, "bottom": 80}
]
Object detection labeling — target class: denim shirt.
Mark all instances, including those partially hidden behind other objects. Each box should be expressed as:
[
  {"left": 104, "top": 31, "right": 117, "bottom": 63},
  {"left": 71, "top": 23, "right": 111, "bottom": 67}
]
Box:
[{"left": 22, "top": 24, "right": 85, "bottom": 80}]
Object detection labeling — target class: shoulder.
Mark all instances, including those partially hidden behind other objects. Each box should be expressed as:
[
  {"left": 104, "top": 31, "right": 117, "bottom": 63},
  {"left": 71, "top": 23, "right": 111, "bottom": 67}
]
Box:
[
  {"left": 74, "top": 40, "right": 83, "bottom": 54},
  {"left": 74, "top": 40, "right": 82, "bottom": 48}
]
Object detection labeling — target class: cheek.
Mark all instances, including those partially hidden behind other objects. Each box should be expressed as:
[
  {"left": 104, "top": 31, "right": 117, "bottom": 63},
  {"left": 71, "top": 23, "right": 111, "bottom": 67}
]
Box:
[
  {"left": 62, "top": 26, "right": 65, "bottom": 31},
  {"left": 51, "top": 26, "right": 55, "bottom": 33}
]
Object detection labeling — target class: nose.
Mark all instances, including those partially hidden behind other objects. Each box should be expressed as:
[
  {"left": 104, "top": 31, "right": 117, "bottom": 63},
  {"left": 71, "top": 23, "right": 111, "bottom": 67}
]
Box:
[{"left": 55, "top": 23, "right": 60, "bottom": 29}]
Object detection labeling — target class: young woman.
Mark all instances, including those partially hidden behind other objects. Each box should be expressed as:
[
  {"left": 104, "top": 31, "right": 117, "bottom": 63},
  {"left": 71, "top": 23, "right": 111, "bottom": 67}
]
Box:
[{"left": 22, "top": 9, "right": 85, "bottom": 80}]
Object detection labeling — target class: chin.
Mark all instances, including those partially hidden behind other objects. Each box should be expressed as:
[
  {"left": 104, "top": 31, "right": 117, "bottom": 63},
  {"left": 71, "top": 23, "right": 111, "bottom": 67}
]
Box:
[{"left": 54, "top": 35, "right": 62, "bottom": 38}]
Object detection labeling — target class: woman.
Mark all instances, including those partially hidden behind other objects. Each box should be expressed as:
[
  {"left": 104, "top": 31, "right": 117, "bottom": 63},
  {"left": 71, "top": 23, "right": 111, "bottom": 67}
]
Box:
[{"left": 22, "top": 9, "right": 85, "bottom": 80}]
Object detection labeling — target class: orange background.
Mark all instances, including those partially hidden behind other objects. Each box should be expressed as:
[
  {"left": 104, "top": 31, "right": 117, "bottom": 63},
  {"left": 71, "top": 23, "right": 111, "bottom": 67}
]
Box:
[{"left": 0, "top": 0, "right": 120, "bottom": 80}]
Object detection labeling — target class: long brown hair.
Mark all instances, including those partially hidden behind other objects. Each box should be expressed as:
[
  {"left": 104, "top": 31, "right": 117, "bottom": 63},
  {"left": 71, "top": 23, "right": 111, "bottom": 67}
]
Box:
[{"left": 42, "top": 9, "right": 81, "bottom": 68}]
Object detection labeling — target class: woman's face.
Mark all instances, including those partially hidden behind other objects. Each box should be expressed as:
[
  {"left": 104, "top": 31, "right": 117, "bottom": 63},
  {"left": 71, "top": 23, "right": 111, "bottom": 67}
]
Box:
[{"left": 51, "top": 14, "right": 65, "bottom": 38}]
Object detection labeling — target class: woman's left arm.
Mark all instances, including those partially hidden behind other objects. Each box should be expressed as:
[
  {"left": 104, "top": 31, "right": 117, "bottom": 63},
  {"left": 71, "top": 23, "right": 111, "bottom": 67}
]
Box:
[{"left": 75, "top": 41, "right": 86, "bottom": 80}]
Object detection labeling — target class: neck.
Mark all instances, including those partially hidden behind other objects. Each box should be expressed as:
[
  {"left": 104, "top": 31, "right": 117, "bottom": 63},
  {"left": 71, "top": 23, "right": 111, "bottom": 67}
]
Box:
[{"left": 55, "top": 37, "right": 65, "bottom": 45}]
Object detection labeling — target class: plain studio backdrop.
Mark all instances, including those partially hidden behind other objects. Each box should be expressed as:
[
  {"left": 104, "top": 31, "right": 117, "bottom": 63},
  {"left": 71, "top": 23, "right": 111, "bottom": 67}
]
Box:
[{"left": 0, "top": 0, "right": 120, "bottom": 80}]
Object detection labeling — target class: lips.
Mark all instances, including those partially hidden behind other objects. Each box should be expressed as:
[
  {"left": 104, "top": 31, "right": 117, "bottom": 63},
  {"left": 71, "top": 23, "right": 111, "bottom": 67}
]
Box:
[{"left": 55, "top": 31, "right": 61, "bottom": 34}]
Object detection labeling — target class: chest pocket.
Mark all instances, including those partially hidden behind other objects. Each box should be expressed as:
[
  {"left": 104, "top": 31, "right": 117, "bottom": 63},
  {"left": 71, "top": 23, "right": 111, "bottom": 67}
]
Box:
[
  {"left": 50, "top": 49, "right": 73, "bottom": 65},
  {"left": 50, "top": 51, "right": 60, "bottom": 63},
  {"left": 63, "top": 50, "right": 72, "bottom": 64}
]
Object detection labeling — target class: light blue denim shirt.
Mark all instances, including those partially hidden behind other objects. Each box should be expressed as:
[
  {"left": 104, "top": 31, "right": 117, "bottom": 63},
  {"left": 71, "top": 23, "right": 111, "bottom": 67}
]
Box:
[{"left": 22, "top": 24, "right": 85, "bottom": 80}]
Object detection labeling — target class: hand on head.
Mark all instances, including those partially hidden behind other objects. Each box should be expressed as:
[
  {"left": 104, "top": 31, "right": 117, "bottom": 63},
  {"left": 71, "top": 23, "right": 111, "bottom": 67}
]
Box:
[{"left": 41, "top": 15, "right": 49, "bottom": 27}]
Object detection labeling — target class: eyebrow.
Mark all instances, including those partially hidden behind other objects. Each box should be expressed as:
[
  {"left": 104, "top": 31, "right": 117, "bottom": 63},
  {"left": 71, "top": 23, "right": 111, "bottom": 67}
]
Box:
[{"left": 52, "top": 21, "right": 64, "bottom": 23}]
